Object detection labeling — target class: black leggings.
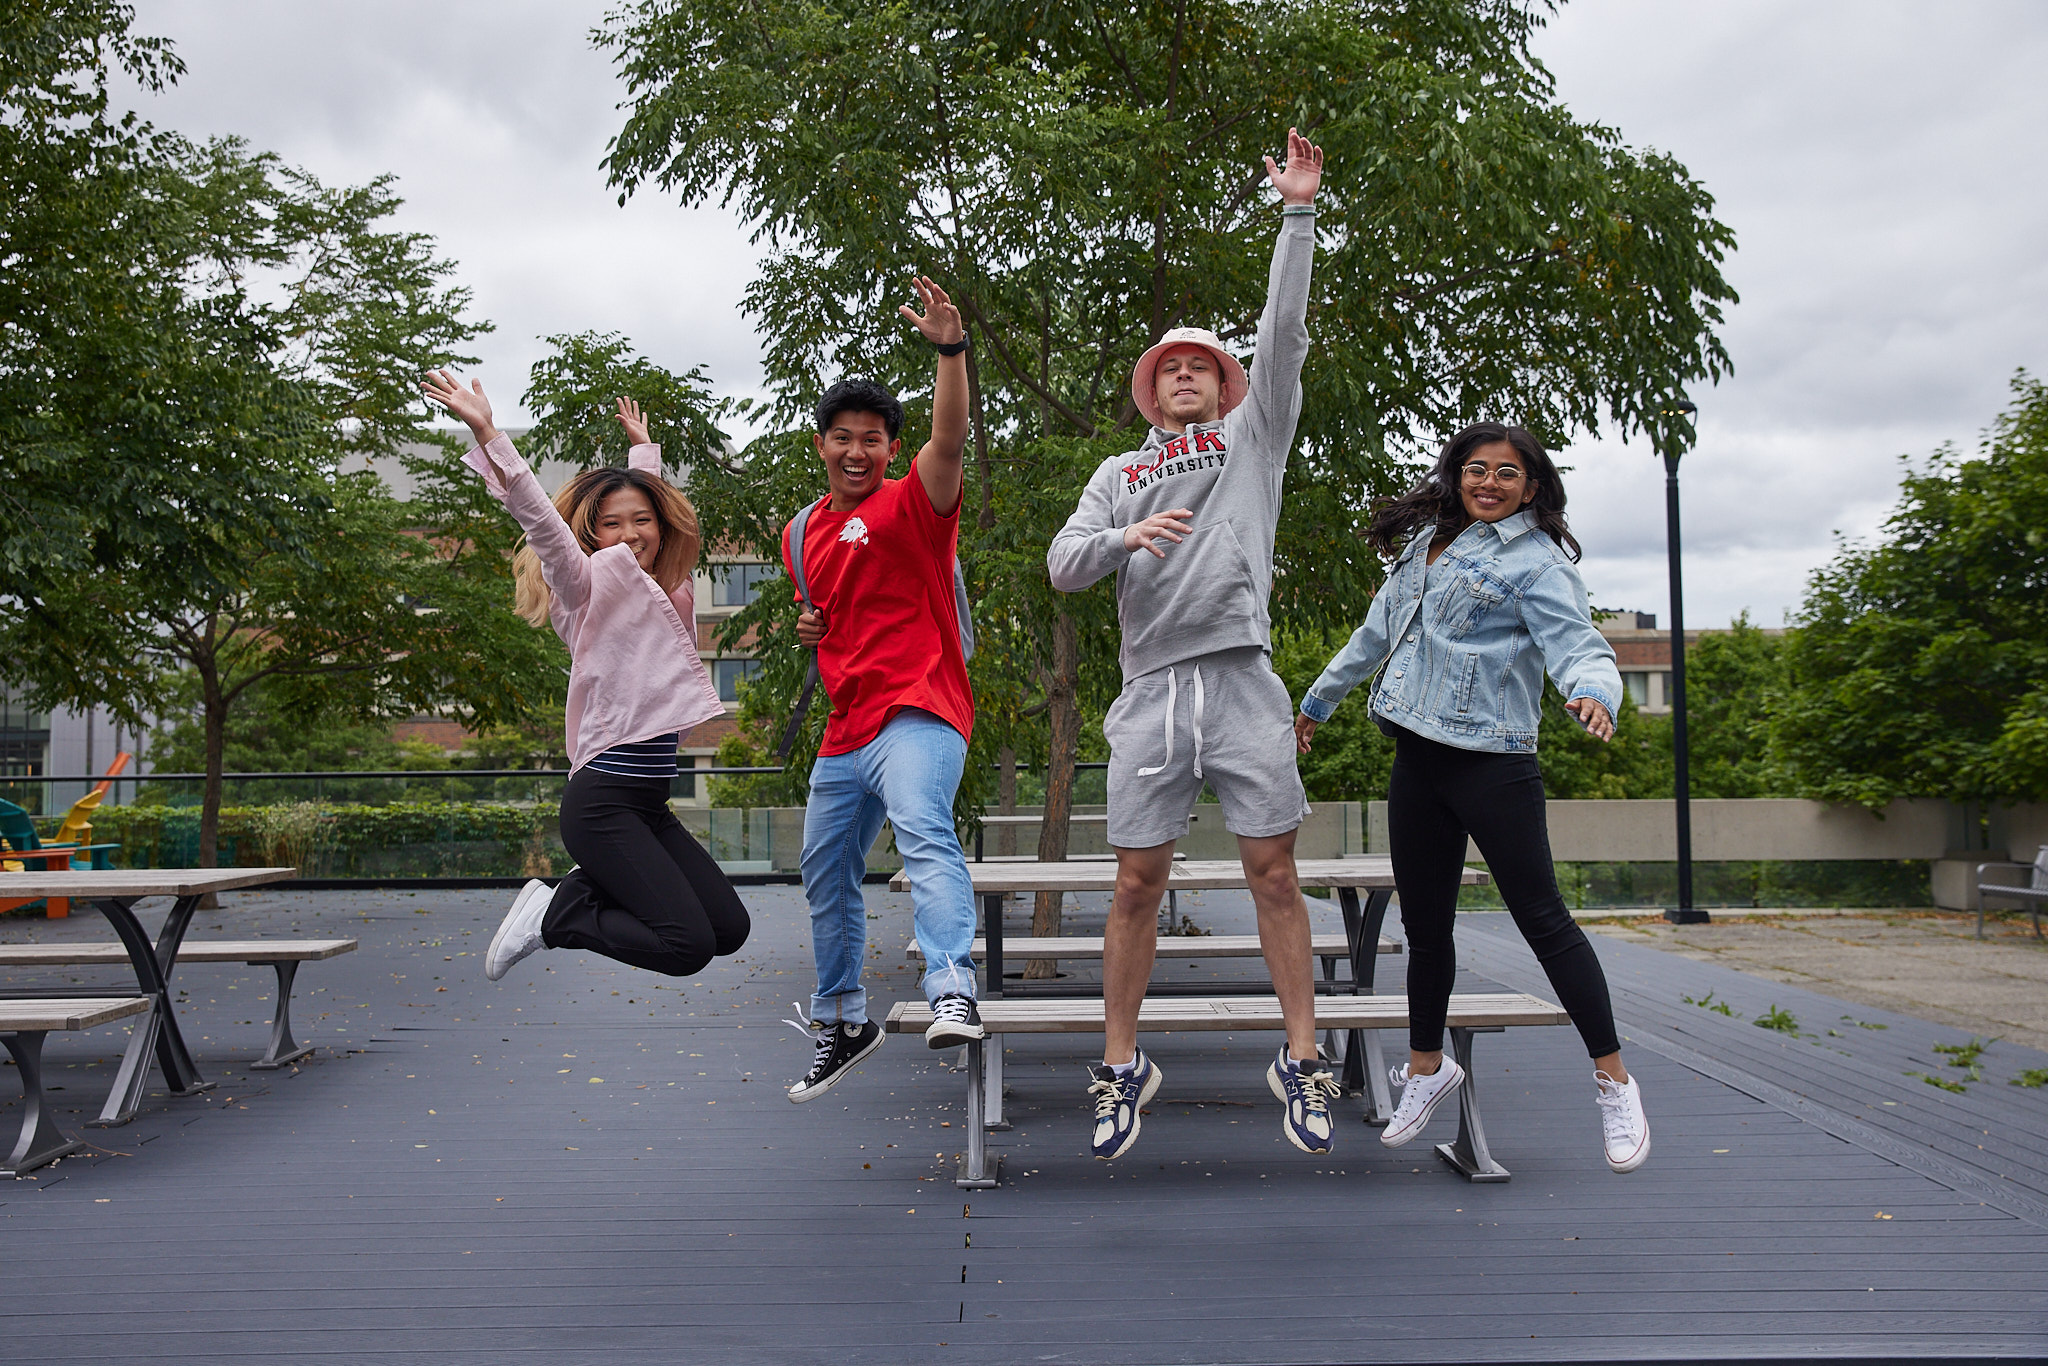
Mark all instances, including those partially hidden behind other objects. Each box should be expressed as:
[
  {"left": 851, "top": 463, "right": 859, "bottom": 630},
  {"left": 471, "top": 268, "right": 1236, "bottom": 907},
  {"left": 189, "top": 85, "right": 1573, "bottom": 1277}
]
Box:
[
  {"left": 542, "top": 768, "right": 751, "bottom": 976},
  {"left": 1388, "top": 726, "right": 1620, "bottom": 1059}
]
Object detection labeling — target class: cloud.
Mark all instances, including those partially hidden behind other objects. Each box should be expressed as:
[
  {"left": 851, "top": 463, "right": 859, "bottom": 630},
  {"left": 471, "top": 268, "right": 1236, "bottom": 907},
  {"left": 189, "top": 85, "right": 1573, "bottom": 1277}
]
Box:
[
  {"left": 1534, "top": 0, "right": 2048, "bottom": 625},
  {"left": 116, "top": 0, "right": 2048, "bottom": 628}
]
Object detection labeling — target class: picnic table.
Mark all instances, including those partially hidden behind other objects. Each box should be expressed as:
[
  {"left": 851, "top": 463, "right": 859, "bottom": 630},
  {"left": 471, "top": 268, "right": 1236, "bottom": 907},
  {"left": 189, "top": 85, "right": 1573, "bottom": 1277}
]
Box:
[
  {"left": 889, "top": 855, "right": 1489, "bottom": 1121},
  {"left": 0, "top": 867, "right": 295, "bottom": 1125}
]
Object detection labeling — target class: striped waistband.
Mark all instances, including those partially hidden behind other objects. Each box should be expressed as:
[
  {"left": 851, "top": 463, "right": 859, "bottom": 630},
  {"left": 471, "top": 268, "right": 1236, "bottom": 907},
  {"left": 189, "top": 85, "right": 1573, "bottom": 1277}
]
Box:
[{"left": 583, "top": 733, "right": 680, "bottom": 779}]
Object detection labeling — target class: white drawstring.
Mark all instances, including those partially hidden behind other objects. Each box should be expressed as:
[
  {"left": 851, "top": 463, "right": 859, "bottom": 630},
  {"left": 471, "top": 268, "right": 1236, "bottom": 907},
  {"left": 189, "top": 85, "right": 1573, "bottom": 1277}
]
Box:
[{"left": 1136, "top": 664, "right": 1204, "bottom": 778}]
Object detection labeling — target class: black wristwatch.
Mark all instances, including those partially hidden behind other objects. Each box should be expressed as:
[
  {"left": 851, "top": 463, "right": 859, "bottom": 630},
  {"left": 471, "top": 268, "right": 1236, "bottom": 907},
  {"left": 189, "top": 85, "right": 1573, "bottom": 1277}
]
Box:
[{"left": 933, "top": 336, "right": 970, "bottom": 356}]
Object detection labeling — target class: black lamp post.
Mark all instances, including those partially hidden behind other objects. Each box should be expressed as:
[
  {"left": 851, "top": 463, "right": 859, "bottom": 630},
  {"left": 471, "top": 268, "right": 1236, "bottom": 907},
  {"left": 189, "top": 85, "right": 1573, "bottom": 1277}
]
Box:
[{"left": 1661, "top": 399, "right": 1709, "bottom": 925}]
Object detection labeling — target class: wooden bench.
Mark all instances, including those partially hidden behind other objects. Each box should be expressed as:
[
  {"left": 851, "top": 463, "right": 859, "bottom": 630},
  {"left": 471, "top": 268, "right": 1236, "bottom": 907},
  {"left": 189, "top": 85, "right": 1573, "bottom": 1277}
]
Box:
[
  {"left": 886, "top": 992, "right": 1568, "bottom": 1188},
  {"left": 0, "top": 939, "right": 354, "bottom": 1070},
  {"left": 1, "top": 997, "right": 150, "bottom": 1176},
  {"left": 0, "top": 868, "right": 295, "bottom": 1125},
  {"left": 889, "top": 857, "right": 1485, "bottom": 1124}
]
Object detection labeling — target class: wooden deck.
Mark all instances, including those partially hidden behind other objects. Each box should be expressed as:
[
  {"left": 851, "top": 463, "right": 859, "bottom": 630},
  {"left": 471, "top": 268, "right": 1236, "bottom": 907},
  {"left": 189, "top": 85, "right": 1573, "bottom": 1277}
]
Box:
[{"left": 2, "top": 883, "right": 2044, "bottom": 1363}]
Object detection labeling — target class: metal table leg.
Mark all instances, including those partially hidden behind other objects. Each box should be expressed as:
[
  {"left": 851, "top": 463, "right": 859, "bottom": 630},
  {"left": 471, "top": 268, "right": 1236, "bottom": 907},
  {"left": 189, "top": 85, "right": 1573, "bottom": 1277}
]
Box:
[
  {"left": 1339, "top": 888, "right": 1395, "bottom": 1124},
  {"left": 955, "top": 1038, "right": 999, "bottom": 1188},
  {"left": 89, "top": 895, "right": 213, "bottom": 1127},
  {"left": 1435, "top": 1026, "right": 1511, "bottom": 1182},
  {"left": 2, "top": 1030, "right": 83, "bottom": 1177},
  {"left": 982, "top": 893, "right": 1005, "bottom": 999},
  {"left": 249, "top": 960, "right": 314, "bottom": 1070}
]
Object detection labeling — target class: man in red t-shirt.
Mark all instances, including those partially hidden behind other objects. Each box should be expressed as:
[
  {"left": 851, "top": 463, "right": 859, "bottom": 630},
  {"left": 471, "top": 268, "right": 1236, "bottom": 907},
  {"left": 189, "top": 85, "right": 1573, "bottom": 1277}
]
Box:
[{"left": 783, "top": 277, "right": 984, "bottom": 1103}]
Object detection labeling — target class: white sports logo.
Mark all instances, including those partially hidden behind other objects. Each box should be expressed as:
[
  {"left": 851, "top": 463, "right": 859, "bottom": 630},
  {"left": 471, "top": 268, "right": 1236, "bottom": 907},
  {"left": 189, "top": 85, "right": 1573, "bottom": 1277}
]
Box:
[{"left": 839, "top": 516, "right": 870, "bottom": 546}]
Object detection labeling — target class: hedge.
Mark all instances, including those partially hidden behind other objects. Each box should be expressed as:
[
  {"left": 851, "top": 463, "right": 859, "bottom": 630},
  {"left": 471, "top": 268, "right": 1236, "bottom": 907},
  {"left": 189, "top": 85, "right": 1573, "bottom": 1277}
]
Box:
[{"left": 82, "top": 801, "right": 565, "bottom": 879}]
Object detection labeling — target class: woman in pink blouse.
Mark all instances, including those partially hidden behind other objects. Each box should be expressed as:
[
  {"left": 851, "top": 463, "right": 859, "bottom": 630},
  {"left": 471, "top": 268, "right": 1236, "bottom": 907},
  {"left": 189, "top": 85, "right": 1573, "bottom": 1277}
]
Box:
[{"left": 422, "top": 371, "right": 749, "bottom": 983}]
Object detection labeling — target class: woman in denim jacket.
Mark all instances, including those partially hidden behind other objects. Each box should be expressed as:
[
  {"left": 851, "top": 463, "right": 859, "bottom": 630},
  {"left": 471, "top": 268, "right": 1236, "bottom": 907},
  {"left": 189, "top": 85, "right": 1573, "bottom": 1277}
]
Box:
[{"left": 1294, "top": 422, "right": 1649, "bottom": 1174}]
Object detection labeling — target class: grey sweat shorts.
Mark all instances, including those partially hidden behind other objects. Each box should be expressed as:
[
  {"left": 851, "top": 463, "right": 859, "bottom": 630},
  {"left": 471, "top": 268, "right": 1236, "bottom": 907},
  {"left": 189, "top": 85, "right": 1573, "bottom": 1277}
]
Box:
[{"left": 1103, "top": 645, "right": 1311, "bottom": 849}]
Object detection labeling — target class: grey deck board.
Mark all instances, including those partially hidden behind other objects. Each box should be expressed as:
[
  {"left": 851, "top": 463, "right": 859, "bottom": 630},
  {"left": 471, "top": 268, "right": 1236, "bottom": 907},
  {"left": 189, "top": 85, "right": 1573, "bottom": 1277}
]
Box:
[{"left": 4, "top": 889, "right": 2046, "bottom": 1364}]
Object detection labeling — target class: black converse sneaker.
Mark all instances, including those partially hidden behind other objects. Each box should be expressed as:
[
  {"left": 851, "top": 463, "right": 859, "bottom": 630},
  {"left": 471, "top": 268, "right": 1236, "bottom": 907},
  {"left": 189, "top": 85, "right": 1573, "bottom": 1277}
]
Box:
[
  {"left": 786, "top": 1006, "right": 884, "bottom": 1104},
  {"left": 924, "top": 993, "right": 985, "bottom": 1049}
]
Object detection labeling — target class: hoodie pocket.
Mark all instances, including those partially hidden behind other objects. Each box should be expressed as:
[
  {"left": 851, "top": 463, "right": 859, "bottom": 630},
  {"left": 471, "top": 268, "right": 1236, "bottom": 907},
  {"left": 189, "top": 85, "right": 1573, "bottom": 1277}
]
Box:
[{"left": 1120, "top": 520, "right": 1261, "bottom": 637}]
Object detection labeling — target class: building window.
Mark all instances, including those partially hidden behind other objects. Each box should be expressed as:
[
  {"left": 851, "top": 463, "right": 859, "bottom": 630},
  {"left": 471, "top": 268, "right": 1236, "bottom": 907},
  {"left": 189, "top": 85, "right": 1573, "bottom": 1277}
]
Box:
[
  {"left": 1622, "top": 672, "right": 1650, "bottom": 707},
  {"left": 0, "top": 686, "right": 49, "bottom": 779},
  {"left": 710, "top": 562, "right": 777, "bottom": 608},
  {"left": 713, "top": 658, "right": 762, "bottom": 702},
  {"left": 1659, "top": 672, "right": 1673, "bottom": 706}
]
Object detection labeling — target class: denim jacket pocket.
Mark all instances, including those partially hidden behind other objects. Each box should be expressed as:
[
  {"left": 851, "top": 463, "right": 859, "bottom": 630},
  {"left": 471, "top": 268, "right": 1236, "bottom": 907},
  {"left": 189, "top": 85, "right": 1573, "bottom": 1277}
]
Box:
[{"left": 1449, "top": 570, "right": 1509, "bottom": 637}]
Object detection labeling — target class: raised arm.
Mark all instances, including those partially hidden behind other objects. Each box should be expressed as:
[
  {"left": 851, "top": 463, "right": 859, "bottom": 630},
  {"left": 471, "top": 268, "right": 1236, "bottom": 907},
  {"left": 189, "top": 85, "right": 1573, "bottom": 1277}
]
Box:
[
  {"left": 1239, "top": 128, "right": 1323, "bottom": 454},
  {"left": 423, "top": 370, "right": 591, "bottom": 612},
  {"left": 902, "top": 276, "right": 969, "bottom": 518}
]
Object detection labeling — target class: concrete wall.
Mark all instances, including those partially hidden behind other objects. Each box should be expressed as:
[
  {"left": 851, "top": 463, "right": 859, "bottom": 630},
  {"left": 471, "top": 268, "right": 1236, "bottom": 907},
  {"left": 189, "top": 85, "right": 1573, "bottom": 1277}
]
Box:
[
  {"left": 1366, "top": 797, "right": 1956, "bottom": 862},
  {"left": 671, "top": 801, "right": 1367, "bottom": 874}
]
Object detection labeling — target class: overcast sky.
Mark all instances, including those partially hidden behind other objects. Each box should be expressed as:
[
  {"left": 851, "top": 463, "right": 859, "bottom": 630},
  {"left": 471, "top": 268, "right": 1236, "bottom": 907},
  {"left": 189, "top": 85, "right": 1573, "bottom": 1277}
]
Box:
[{"left": 118, "top": 0, "right": 2048, "bottom": 629}]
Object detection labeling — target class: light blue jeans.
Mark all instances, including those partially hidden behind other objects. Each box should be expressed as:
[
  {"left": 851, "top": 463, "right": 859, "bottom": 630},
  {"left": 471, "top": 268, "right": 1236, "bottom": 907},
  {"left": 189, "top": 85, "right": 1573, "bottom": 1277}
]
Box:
[{"left": 801, "top": 708, "right": 977, "bottom": 1025}]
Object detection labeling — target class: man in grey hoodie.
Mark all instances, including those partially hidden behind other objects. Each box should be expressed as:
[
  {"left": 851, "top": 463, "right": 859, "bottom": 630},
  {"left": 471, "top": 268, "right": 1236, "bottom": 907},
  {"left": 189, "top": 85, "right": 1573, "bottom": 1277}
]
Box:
[{"left": 1047, "top": 127, "right": 1331, "bottom": 1161}]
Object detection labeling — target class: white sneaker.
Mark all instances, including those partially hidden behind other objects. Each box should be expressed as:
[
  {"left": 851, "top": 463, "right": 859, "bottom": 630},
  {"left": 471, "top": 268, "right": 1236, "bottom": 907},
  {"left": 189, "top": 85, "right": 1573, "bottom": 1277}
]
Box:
[
  {"left": 485, "top": 879, "right": 553, "bottom": 981},
  {"left": 1380, "top": 1057, "right": 1466, "bottom": 1148},
  {"left": 1596, "top": 1070, "right": 1650, "bottom": 1173}
]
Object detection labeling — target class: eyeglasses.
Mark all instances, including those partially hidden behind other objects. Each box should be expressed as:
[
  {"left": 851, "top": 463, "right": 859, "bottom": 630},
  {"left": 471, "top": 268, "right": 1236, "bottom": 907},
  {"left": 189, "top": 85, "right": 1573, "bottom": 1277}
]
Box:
[{"left": 1461, "top": 462, "right": 1526, "bottom": 485}]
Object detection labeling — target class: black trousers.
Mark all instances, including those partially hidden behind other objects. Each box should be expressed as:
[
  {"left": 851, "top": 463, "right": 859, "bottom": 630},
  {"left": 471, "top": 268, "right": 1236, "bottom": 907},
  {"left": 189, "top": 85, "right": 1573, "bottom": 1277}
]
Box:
[
  {"left": 542, "top": 767, "right": 751, "bottom": 977},
  {"left": 1387, "top": 726, "right": 1621, "bottom": 1059}
]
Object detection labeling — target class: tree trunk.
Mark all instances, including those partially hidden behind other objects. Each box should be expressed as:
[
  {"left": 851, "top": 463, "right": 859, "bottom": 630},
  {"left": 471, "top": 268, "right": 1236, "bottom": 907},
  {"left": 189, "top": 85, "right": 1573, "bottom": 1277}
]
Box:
[
  {"left": 997, "top": 745, "right": 1017, "bottom": 857},
  {"left": 198, "top": 669, "right": 225, "bottom": 872},
  {"left": 1026, "top": 612, "right": 1080, "bottom": 979}
]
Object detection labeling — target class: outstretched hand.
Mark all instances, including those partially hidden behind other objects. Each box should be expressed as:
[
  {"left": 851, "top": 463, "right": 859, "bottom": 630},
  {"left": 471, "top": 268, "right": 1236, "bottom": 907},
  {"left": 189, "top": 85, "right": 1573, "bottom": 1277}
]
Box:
[
  {"left": 898, "top": 275, "right": 965, "bottom": 347},
  {"left": 421, "top": 370, "right": 500, "bottom": 446},
  {"left": 616, "top": 396, "right": 651, "bottom": 447},
  {"left": 1265, "top": 126, "right": 1324, "bottom": 206},
  {"left": 1124, "top": 507, "right": 1195, "bottom": 559},
  {"left": 1565, "top": 697, "right": 1615, "bottom": 742}
]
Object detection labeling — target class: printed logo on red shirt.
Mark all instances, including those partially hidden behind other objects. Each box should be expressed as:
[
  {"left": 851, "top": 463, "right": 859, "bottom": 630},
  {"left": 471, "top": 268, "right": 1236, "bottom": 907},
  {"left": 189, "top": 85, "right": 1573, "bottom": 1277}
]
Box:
[{"left": 839, "top": 516, "right": 870, "bottom": 546}]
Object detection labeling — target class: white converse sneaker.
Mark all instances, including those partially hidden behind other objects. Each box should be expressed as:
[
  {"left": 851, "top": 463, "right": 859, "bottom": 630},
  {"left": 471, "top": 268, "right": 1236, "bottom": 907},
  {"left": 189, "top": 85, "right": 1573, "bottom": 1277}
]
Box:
[
  {"left": 1380, "top": 1057, "right": 1465, "bottom": 1148},
  {"left": 1596, "top": 1070, "right": 1650, "bottom": 1173},
  {"left": 485, "top": 879, "right": 553, "bottom": 981}
]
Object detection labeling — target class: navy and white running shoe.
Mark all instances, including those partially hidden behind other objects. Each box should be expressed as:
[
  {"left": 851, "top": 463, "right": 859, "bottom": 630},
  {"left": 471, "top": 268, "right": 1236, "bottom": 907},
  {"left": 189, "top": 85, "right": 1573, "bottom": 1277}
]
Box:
[
  {"left": 925, "top": 993, "right": 985, "bottom": 1049},
  {"left": 1266, "top": 1046, "right": 1341, "bottom": 1154},
  {"left": 786, "top": 1005, "right": 884, "bottom": 1103},
  {"left": 1086, "top": 1052, "right": 1161, "bottom": 1160}
]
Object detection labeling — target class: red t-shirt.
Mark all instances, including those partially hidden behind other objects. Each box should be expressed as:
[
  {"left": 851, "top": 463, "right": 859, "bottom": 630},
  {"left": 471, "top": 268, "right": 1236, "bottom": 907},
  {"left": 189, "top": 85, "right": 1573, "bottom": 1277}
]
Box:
[{"left": 784, "top": 458, "right": 974, "bottom": 756}]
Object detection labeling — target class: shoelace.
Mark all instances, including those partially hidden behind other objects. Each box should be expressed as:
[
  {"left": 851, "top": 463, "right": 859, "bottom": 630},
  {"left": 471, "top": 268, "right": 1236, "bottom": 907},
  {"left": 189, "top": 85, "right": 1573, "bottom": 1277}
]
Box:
[
  {"left": 783, "top": 1002, "right": 839, "bottom": 1078},
  {"left": 1596, "top": 1080, "right": 1638, "bottom": 1144},
  {"left": 1293, "top": 1066, "right": 1341, "bottom": 1117},
  {"left": 1087, "top": 1072, "right": 1128, "bottom": 1121},
  {"left": 932, "top": 996, "right": 974, "bottom": 1024}
]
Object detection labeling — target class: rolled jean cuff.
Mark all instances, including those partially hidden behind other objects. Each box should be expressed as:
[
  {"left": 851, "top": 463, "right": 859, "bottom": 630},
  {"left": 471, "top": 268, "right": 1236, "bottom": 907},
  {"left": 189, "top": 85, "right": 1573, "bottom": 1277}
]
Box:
[
  {"left": 809, "top": 987, "right": 868, "bottom": 1027},
  {"left": 1299, "top": 692, "right": 1337, "bottom": 724},
  {"left": 920, "top": 960, "right": 977, "bottom": 1004}
]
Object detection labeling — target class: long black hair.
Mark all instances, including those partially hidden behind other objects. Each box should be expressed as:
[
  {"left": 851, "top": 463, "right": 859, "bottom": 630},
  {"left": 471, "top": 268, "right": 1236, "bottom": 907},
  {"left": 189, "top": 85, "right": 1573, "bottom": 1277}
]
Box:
[{"left": 1364, "top": 422, "right": 1581, "bottom": 562}]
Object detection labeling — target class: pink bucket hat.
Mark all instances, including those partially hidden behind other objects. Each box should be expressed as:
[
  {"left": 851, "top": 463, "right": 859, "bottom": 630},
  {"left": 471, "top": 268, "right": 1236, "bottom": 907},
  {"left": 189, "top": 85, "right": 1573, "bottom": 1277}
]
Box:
[{"left": 1130, "top": 327, "right": 1248, "bottom": 430}]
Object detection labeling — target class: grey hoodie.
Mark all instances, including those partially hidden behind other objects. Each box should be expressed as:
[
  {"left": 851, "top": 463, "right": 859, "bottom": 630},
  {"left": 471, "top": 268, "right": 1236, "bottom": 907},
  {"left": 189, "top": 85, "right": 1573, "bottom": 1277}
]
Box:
[{"left": 1046, "top": 213, "right": 1315, "bottom": 682}]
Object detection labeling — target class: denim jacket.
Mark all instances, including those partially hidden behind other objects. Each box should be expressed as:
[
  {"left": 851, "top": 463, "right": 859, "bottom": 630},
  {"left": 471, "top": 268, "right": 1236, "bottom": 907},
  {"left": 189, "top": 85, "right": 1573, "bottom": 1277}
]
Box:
[{"left": 1299, "top": 511, "right": 1621, "bottom": 753}]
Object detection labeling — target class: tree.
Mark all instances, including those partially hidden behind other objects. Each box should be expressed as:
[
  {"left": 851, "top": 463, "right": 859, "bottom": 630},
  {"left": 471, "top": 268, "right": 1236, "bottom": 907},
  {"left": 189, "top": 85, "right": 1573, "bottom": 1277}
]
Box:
[
  {"left": 1775, "top": 372, "right": 2048, "bottom": 808},
  {"left": 0, "top": 10, "right": 556, "bottom": 864},
  {"left": 597, "top": 0, "right": 1736, "bottom": 863}
]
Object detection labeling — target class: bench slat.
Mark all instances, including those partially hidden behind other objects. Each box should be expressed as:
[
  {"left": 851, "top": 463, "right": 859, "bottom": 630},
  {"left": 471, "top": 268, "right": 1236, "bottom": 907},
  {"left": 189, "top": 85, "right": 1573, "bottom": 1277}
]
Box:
[
  {"left": 891, "top": 856, "right": 1486, "bottom": 894},
  {"left": 902, "top": 933, "right": 1394, "bottom": 960},
  {"left": 883, "top": 992, "right": 1566, "bottom": 1034},
  {"left": 0, "top": 997, "right": 151, "bottom": 1031},
  {"left": 0, "top": 940, "right": 357, "bottom": 966}
]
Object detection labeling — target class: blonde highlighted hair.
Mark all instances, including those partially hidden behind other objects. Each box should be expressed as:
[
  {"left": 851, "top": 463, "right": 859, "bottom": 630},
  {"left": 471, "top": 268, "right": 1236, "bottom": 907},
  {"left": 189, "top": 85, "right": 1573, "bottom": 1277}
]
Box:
[{"left": 513, "top": 467, "right": 702, "bottom": 627}]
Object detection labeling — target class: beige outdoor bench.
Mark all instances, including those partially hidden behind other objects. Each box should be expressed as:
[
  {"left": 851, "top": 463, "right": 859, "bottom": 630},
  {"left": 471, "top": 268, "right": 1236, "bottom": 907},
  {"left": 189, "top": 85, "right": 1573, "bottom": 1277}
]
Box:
[
  {"left": 1, "top": 997, "right": 150, "bottom": 1176},
  {"left": 0, "top": 939, "right": 355, "bottom": 1071},
  {"left": 885, "top": 991, "right": 1569, "bottom": 1188}
]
